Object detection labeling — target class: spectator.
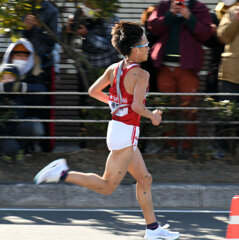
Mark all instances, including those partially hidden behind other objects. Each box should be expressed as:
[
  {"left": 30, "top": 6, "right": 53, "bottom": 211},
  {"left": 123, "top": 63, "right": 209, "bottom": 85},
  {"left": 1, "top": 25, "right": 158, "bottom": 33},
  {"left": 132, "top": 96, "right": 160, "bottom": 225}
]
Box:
[
  {"left": 67, "top": 3, "right": 119, "bottom": 149},
  {"left": 2, "top": 39, "right": 46, "bottom": 83},
  {"left": 67, "top": 3, "right": 119, "bottom": 88},
  {"left": 204, "top": 11, "right": 225, "bottom": 95},
  {"left": 147, "top": 0, "right": 212, "bottom": 159},
  {"left": 22, "top": 0, "right": 58, "bottom": 72},
  {"left": 22, "top": 0, "right": 59, "bottom": 152},
  {"left": 0, "top": 63, "right": 46, "bottom": 164},
  {"left": 140, "top": 6, "right": 162, "bottom": 154},
  {"left": 215, "top": 0, "right": 239, "bottom": 157},
  {"left": 141, "top": 6, "right": 158, "bottom": 92},
  {"left": 204, "top": 0, "right": 233, "bottom": 95},
  {"left": 1, "top": 38, "right": 48, "bottom": 155}
]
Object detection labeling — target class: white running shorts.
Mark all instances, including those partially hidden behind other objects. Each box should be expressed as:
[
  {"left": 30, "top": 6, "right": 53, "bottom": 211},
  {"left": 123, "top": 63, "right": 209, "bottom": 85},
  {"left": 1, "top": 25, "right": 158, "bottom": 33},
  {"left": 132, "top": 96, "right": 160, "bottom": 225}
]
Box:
[{"left": 106, "top": 120, "right": 139, "bottom": 151}]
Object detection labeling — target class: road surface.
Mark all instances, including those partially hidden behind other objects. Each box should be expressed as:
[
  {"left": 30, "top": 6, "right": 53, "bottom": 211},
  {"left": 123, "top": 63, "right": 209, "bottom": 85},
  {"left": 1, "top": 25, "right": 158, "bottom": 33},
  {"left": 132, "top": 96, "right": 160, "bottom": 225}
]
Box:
[{"left": 0, "top": 208, "right": 229, "bottom": 240}]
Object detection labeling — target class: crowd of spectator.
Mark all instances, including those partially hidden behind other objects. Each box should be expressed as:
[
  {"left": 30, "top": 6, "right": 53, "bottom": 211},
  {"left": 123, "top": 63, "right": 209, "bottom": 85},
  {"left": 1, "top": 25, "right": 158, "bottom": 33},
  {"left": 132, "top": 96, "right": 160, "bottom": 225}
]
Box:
[
  {"left": 0, "top": 0, "right": 239, "bottom": 163},
  {"left": 0, "top": 0, "right": 57, "bottom": 163},
  {"left": 141, "top": 0, "right": 239, "bottom": 160},
  {"left": 22, "top": 0, "right": 59, "bottom": 153}
]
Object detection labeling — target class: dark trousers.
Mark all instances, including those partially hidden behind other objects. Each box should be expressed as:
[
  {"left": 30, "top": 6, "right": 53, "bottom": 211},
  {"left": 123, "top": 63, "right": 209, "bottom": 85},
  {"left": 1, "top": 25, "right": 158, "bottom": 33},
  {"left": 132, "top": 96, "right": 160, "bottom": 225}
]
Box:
[
  {"left": 0, "top": 121, "right": 44, "bottom": 156},
  {"left": 39, "top": 66, "right": 55, "bottom": 152}
]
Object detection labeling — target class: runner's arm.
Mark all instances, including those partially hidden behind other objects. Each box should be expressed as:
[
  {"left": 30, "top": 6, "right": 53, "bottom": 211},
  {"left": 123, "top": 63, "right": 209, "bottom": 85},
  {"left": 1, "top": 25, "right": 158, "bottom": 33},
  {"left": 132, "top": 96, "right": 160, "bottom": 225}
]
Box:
[
  {"left": 132, "top": 69, "right": 162, "bottom": 126},
  {"left": 88, "top": 65, "right": 115, "bottom": 104}
]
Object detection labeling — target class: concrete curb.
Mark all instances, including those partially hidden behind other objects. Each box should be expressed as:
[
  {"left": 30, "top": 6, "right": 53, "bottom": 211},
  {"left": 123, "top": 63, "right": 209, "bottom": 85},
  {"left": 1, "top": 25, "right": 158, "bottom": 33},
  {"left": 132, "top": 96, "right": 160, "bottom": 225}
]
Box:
[{"left": 1, "top": 183, "right": 239, "bottom": 209}]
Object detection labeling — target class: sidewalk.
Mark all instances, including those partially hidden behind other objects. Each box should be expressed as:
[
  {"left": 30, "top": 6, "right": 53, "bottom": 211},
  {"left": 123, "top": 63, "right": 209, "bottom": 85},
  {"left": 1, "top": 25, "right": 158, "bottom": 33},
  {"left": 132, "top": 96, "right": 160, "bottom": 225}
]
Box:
[{"left": 1, "top": 183, "right": 238, "bottom": 209}]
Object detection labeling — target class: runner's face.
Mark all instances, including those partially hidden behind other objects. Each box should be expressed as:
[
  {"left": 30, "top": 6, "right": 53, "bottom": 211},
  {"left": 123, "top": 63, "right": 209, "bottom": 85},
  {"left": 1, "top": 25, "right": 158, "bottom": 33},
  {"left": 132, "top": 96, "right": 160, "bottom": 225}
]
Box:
[{"left": 136, "top": 35, "right": 150, "bottom": 62}]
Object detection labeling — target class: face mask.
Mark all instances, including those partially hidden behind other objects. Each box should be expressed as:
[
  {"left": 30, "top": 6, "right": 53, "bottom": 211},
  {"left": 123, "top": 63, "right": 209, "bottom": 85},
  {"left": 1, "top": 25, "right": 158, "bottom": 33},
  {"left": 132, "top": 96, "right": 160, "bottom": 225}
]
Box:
[
  {"left": 12, "top": 59, "right": 27, "bottom": 73},
  {"left": 222, "top": 0, "right": 237, "bottom": 6}
]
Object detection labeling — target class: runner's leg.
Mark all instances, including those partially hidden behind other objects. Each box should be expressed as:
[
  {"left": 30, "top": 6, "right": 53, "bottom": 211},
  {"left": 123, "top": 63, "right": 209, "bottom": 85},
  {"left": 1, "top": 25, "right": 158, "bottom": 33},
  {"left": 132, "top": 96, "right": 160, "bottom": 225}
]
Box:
[
  {"left": 65, "top": 146, "right": 133, "bottom": 194},
  {"left": 128, "top": 147, "right": 156, "bottom": 224}
]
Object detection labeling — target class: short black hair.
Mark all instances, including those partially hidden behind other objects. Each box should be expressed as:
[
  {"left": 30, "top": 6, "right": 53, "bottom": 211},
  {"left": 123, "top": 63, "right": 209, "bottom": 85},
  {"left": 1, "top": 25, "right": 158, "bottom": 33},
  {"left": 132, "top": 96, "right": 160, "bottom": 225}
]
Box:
[{"left": 111, "top": 21, "right": 144, "bottom": 56}]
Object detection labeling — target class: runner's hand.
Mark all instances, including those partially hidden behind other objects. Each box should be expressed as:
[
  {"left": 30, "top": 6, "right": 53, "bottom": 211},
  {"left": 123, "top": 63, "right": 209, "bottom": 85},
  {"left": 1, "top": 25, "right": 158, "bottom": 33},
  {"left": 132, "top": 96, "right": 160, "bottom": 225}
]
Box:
[{"left": 151, "top": 109, "right": 162, "bottom": 126}]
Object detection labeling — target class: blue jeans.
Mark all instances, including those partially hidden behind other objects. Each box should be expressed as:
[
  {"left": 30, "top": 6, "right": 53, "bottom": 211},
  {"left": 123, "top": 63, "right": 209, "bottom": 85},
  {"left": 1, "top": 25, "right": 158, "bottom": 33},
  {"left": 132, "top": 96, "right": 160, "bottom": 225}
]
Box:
[{"left": 0, "top": 120, "right": 44, "bottom": 156}]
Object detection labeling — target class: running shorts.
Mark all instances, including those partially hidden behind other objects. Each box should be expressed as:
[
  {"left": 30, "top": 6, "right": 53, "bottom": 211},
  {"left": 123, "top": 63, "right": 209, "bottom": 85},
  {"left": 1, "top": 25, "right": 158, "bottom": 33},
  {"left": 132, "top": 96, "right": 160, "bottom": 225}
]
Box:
[{"left": 106, "top": 120, "right": 139, "bottom": 151}]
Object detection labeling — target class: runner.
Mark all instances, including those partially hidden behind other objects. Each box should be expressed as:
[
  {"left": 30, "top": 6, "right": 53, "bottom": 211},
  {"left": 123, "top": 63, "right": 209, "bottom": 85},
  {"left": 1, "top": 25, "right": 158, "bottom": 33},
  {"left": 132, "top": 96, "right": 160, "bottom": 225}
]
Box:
[{"left": 34, "top": 21, "right": 180, "bottom": 240}]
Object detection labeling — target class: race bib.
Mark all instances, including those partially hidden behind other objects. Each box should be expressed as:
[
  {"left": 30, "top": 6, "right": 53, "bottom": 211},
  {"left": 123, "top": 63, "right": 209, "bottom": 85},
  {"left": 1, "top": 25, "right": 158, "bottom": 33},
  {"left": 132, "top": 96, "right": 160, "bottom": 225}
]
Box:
[{"left": 109, "top": 100, "right": 128, "bottom": 117}]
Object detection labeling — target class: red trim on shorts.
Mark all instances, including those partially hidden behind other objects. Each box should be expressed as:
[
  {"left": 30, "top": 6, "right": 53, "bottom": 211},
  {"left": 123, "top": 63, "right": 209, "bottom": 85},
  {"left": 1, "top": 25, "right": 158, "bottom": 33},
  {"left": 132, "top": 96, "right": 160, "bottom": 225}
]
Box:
[{"left": 131, "top": 126, "right": 136, "bottom": 145}]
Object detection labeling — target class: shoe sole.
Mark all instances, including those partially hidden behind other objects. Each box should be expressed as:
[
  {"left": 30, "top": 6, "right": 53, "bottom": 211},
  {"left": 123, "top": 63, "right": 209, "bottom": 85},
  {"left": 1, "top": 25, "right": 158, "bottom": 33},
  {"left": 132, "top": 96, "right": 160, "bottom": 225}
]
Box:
[
  {"left": 145, "top": 239, "right": 163, "bottom": 240},
  {"left": 145, "top": 238, "right": 179, "bottom": 240},
  {"left": 144, "top": 235, "right": 179, "bottom": 240},
  {"left": 34, "top": 158, "right": 67, "bottom": 184},
  {"left": 144, "top": 238, "right": 163, "bottom": 240}
]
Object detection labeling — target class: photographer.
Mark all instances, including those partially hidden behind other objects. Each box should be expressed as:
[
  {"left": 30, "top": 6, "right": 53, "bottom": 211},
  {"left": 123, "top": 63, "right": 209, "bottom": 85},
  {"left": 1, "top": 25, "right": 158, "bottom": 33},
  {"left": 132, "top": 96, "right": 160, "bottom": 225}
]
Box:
[
  {"left": 22, "top": 0, "right": 59, "bottom": 153},
  {"left": 67, "top": 3, "right": 119, "bottom": 149},
  {"left": 66, "top": 3, "right": 119, "bottom": 86},
  {"left": 147, "top": 0, "right": 212, "bottom": 159},
  {"left": 0, "top": 63, "right": 46, "bottom": 164},
  {"left": 215, "top": 0, "right": 239, "bottom": 158}
]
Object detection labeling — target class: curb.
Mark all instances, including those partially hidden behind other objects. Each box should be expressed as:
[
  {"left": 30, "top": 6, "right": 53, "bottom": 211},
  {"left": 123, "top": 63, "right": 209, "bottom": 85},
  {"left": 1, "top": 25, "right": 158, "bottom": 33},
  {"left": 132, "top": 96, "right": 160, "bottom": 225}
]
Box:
[{"left": 1, "top": 183, "right": 239, "bottom": 209}]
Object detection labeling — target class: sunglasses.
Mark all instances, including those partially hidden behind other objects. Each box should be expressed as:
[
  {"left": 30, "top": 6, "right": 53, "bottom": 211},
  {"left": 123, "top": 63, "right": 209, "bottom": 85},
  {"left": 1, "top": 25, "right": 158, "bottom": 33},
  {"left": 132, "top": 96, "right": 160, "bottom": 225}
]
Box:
[{"left": 130, "top": 42, "right": 149, "bottom": 48}]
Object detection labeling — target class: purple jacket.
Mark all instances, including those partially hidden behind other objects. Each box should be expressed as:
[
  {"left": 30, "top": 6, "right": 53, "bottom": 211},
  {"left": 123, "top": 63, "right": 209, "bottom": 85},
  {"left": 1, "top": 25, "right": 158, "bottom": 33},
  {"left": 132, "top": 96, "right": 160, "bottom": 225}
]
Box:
[{"left": 147, "top": 0, "right": 212, "bottom": 73}]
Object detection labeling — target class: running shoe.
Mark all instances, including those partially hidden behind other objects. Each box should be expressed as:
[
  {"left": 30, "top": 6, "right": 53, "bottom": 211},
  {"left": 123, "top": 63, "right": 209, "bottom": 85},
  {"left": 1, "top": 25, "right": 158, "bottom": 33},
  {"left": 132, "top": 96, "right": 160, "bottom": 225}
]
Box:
[
  {"left": 144, "top": 226, "right": 180, "bottom": 239},
  {"left": 34, "top": 158, "right": 69, "bottom": 184}
]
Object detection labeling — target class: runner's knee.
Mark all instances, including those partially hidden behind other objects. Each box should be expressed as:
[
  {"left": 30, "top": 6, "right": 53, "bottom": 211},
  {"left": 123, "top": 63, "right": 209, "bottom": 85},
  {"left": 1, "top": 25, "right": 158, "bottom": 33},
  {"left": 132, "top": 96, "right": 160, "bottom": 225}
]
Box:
[
  {"left": 99, "top": 179, "right": 121, "bottom": 195},
  {"left": 102, "top": 183, "right": 119, "bottom": 195},
  {"left": 138, "top": 173, "right": 152, "bottom": 189}
]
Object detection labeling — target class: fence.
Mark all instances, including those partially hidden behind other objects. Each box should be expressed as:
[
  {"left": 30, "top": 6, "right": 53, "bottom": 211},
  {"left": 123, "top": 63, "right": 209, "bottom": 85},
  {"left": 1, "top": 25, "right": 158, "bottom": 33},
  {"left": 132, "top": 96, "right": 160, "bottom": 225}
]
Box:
[
  {"left": 0, "top": 91, "right": 238, "bottom": 154},
  {"left": 0, "top": 0, "right": 238, "bottom": 154}
]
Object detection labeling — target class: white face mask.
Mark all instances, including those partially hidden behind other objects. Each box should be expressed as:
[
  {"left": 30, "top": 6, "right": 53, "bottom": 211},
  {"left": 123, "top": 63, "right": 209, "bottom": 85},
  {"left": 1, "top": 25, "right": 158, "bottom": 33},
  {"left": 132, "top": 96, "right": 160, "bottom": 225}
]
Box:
[
  {"left": 12, "top": 59, "right": 27, "bottom": 73},
  {"left": 222, "top": 0, "right": 237, "bottom": 6}
]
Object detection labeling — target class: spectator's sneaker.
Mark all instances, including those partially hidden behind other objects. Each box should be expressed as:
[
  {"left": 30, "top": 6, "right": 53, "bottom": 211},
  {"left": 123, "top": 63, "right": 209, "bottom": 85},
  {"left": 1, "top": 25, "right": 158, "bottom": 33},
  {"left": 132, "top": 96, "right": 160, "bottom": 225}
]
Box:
[
  {"left": 144, "top": 226, "right": 180, "bottom": 240},
  {"left": 15, "top": 149, "right": 25, "bottom": 165},
  {"left": 34, "top": 158, "right": 69, "bottom": 184},
  {"left": 212, "top": 150, "right": 226, "bottom": 159},
  {"left": 2, "top": 154, "right": 13, "bottom": 164}
]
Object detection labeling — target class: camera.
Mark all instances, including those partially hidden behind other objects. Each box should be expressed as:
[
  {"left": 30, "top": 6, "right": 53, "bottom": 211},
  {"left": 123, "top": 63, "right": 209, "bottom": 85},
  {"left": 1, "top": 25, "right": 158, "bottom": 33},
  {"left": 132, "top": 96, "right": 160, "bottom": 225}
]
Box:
[
  {"left": 175, "top": 0, "right": 185, "bottom": 6},
  {"left": 70, "top": 8, "right": 92, "bottom": 32}
]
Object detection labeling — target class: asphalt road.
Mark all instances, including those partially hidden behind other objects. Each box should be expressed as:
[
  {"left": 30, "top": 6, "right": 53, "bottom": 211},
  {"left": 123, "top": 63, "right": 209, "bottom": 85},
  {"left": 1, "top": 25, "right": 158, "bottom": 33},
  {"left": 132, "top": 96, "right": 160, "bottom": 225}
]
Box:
[{"left": 0, "top": 209, "right": 229, "bottom": 240}]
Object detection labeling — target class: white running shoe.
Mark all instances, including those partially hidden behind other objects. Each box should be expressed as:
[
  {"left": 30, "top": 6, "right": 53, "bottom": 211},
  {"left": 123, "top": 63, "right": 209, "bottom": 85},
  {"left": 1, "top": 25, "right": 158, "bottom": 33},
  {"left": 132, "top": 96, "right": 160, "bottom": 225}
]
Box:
[
  {"left": 34, "top": 158, "right": 69, "bottom": 184},
  {"left": 144, "top": 226, "right": 180, "bottom": 239}
]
